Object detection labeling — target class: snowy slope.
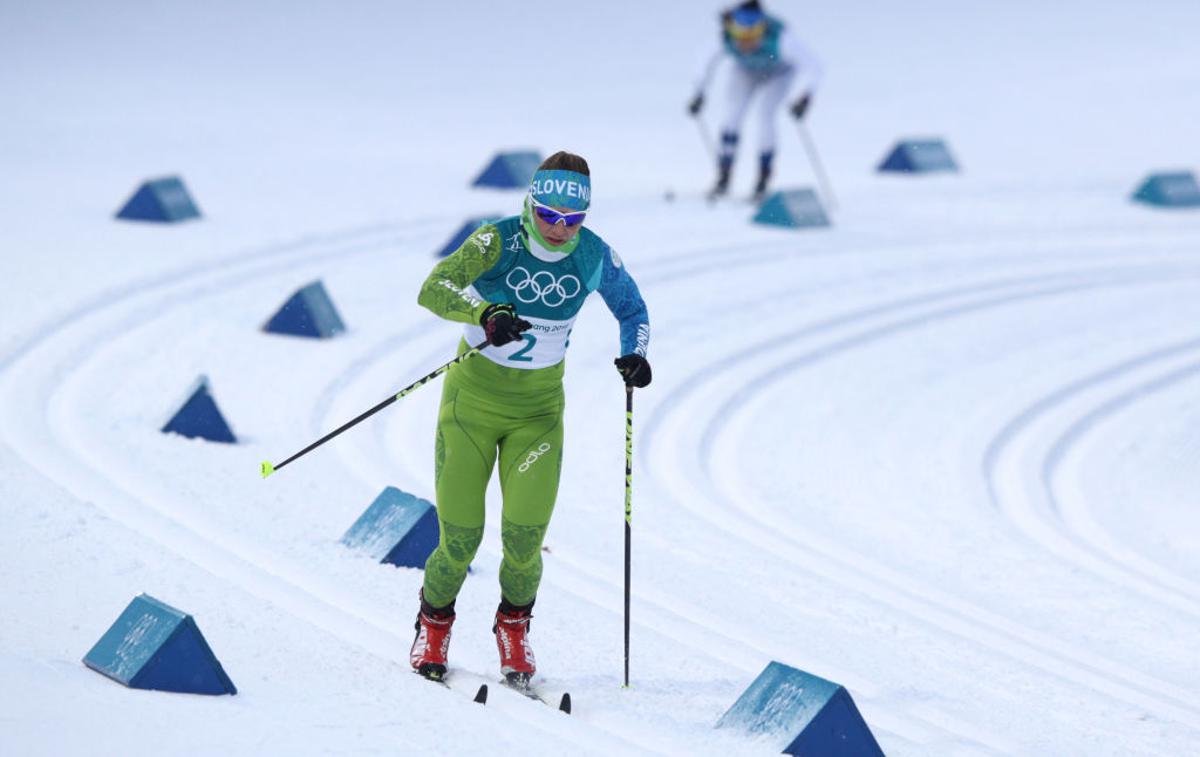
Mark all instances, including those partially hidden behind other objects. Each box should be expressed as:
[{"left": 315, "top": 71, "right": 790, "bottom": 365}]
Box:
[{"left": 2, "top": 1, "right": 1200, "bottom": 755}]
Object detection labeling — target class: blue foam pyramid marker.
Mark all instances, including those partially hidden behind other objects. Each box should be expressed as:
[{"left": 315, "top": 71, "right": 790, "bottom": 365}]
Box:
[
  {"left": 716, "top": 661, "right": 883, "bottom": 756},
  {"left": 115, "top": 176, "right": 201, "bottom": 222},
  {"left": 752, "top": 189, "right": 830, "bottom": 229},
  {"left": 342, "top": 487, "right": 440, "bottom": 568},
  {"left": 436, "top": 216, "right": 499, "bottom": 257},
  {"left": 262, "top": 280, "right": 346, "bottom": 338},
  {"left": 161, "top": 375, "right": 236, "bottom": 443},
  {"left": 83, "top": 594, "right": 236, "bottom": 695},
  {"left": 472, "top": 150, "right": 543, "bottom": 189},
  {"left": 1131, "top": 171, "right": 1200, "bottom": 208},
  {"left": 877, "top": 138, "right": 959, "bottom": 173}
]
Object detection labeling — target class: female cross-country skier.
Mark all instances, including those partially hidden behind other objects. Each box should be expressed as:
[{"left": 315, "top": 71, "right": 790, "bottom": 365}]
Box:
[
  {"left": 408, "top": 151, "right": 651, "bottom": 687},
  {"left": 688, "top": 0, "right": 824, "bottom": 200}
]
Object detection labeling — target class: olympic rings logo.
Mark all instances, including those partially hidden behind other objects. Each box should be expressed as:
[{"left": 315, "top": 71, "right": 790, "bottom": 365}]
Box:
[{"left": 505, "top": 266, "right": 581, "bottom": 307}]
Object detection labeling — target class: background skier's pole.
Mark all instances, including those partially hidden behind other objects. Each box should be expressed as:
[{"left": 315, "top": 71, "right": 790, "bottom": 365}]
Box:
[
  {"left": 692, "top": 113, "right": 717, "bottom": 162},
  {"left": 795, "top": 121, "right": 838, "bottom": 212},
  {"left": 623, "top": 385, "right": 634, "bottom": 688},
  {"left": 260, "top": 340, "right": 489, "bottom": 478}
]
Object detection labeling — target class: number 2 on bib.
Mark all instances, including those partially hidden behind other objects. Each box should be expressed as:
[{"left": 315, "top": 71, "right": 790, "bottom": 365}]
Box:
[{"left": 509, "top": 333, "right": 537, "bottom": 362}]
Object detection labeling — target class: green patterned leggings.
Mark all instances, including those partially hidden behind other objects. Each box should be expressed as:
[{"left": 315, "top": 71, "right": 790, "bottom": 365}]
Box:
[{"left": 421, "top": 380, "right": 564, "bottom": 609}]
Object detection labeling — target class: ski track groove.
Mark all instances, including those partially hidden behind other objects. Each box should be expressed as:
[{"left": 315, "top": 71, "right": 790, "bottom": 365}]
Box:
[
  {"left": 0, "top": 219, "right": 441, "bottom": 375},
  {"left": 702, "top": 274, "right": 1200, "bottom": 619},
  {"left": 643, "top": 264, "right": 1200, "bottom": 729},
  {"left": 987, "top": 340, "right": 1200, "bottom": 613},
  {"left": 1046, "top": 359, "right": 1200, "bottom": 595},
  {"left": 643, "top": 263, "right": 1200, "bottom": 724},
  {"left": 5, "top": 214, "right": 1200, "bottom": 753}
]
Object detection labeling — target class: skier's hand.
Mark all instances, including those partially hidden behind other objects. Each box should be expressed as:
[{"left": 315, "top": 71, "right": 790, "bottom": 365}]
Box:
[
  {"left": 789, "top": 93, "right": 812, "bottom": 121},
  {"left": 480, "top": 303, "right": 531, "bottom": 347},
  {"left": 687, "top": 93, "right": 704, "bottom": 117},
  {"left": 614, "top": 354, "right": 652, "bottom": 388}
]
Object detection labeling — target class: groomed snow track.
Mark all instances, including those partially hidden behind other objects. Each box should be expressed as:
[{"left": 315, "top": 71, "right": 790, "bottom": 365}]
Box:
[{"left": 3, "top": 207, "right": 1199, "bottom": 754}]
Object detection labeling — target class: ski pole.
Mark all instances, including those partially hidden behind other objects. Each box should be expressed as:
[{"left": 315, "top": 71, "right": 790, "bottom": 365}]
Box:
[
  {"left": 260, "top": 340, "right": 489, "bottom": 478},
  {"left": 692, "top": 113, "right": 717, "bottom": 162},
  {"left": 623, "top": 385, "right": 633, "bottom": 688},
  {"left": 795, "top": 121, "right": 838, "bottom": 212}
]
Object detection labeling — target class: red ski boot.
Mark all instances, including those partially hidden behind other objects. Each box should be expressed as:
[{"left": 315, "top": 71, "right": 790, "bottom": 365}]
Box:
[
  {"left": 410, "top": 591, "right": 455, "bottom": 681},
  {"left": 493, "top": 598, "right": 536, "bottom": 687}
]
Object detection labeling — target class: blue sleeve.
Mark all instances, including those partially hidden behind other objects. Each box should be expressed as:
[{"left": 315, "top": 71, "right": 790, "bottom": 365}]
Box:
[{"left": 597, "top": 246, "right": 650, "bottom": 357}]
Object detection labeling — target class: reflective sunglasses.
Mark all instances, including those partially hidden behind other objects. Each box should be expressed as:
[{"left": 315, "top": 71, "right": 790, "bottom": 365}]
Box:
[
  {"left": 727, "top": 21, "right": 765, "bottom": 40},
  {"left": 530, "top": 197, "right": 587, "bottom": 227}
]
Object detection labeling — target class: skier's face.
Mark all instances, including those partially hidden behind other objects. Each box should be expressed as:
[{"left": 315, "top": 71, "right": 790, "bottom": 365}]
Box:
[
  {"left": 533, "top": 206, "right": 583, "bottom": 246},
  {"left": 735, "top": 35, "right": 762, "bottom": 53},
  {"left": 728, "top": 20, "right": 765, "bottom": 53}
]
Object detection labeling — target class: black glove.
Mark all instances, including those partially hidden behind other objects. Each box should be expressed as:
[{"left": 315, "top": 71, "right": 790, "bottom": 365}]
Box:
[
  {"left": 789, "top": 93, "right": 811, "bottom": 120},
  {"left": 687, "top": 93, "right": 704, "bottom": 116},
  {"left": 480, "top": 303, "right": 531, "bottom": 347},
  {"left": 614, "top": 354, "right": 652, "bottom": 388}
]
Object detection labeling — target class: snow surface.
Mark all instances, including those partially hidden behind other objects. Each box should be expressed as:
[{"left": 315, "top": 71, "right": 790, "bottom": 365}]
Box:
[{"left": 3, "top": 1, "right": 1200, "bottom": 754}]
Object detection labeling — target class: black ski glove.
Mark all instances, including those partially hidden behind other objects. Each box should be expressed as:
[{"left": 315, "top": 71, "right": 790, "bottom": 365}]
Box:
[
  {"left": 687, "top": 93, "right": 704, "bottom": 116},
  {"left": 789, "top": 93, "right": 811, "bottom": 120},
  {"left": 614, "top": 354, "right": 652, "bottom": 388},
  {"left": 480, "top": 303, "right": 531, "bottom": 347}
]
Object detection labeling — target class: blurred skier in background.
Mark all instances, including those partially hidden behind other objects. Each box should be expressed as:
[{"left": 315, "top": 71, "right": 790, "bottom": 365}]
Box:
[
  {"left": 408, "top": 151, "right": 651, "bottom": 689},
  {"left": 688, "top": 0, "right": 824, "bottom": 201}
]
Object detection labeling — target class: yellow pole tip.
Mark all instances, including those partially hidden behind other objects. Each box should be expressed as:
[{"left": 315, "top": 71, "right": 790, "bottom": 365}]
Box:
[{"left": 260, "top": 461, "right": 275, "bottom": 478}]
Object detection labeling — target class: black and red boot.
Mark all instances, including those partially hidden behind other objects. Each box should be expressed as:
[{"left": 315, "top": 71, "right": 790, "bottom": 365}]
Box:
[
  {"left": 410, "top": 591, "right": 455, "bottom": 681},
  {"left": 493, "top": 597, "right": 536, "bottom": 687}
]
